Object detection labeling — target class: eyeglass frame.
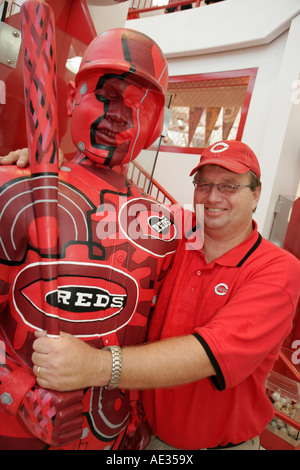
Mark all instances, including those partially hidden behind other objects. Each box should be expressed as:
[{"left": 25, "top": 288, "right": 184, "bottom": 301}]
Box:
[{"left": 192, "top": 179, "right": 255, "bottom": 194}]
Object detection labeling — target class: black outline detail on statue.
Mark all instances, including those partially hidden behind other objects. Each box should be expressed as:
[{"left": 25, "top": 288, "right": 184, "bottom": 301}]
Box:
[{"left": 0, "top": 172, "right": 134, "bottom": 265}]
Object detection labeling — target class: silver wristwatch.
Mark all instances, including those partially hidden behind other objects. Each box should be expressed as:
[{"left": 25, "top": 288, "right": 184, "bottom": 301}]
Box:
[{"left": 104, "top": 345, "right": 122, "bottom": 390}]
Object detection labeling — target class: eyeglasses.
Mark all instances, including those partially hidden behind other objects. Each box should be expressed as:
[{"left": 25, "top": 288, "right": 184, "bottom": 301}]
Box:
[{"left": 192, "top": 180, "right": 254, "bottom": 194}]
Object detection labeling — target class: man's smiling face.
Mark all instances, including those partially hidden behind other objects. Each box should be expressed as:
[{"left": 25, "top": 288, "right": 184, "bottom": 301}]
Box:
[{"left": 193, "top": 165, "right": 261, "bottom": 238}]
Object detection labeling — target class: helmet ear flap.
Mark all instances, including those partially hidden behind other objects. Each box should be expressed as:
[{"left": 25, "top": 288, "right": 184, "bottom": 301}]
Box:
[{"left": 143, "top": 105, "right": 165, "bottom": 149}]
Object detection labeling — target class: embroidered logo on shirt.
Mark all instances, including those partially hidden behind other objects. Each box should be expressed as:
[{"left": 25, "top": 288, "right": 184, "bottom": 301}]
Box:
[{"left": 214, "top": 283, "right": 228, "bottom": 296}]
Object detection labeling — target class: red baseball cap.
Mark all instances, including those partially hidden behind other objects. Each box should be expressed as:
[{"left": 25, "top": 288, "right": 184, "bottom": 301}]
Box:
[{"left": 190, "top": 140, "right": 261, "bottom": 179}]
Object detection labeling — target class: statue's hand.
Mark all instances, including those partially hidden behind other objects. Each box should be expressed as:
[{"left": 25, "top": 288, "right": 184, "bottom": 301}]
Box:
[{"left": 18, "top": 386, "right": 84, "bottom": 447}]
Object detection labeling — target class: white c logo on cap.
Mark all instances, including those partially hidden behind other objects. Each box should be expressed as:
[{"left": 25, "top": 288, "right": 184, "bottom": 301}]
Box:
[{"left": 210, "top": 142, "right": 229, "bottom": 154}]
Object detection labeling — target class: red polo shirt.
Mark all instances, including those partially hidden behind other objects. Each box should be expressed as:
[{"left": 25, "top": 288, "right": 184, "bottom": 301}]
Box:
[{"left": 142, "top": 222, "right": 300, "bottom": 449}]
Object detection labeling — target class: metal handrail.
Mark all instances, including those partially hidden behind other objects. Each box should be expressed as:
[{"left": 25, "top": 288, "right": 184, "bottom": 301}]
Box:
[
  {"left": 269, "top": 352, "right": 300, "bottom": 433},
  {"left": 127, "top": 160, "right": 178, "bottom": 205},
  {"left": 128, "top": 0, "right": 202, "bottom": 16},
  {"left": 279, "top": 351, "right": 300, "bottom": 383},
  {"left": 274, "top": 409, "right": 300, "bottom": 432}
]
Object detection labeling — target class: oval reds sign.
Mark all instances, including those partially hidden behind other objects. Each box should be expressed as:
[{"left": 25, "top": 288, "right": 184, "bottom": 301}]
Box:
[
  {"left": 118, "top": 198, "right": 178, "bottom": 257},
  {"left": 12, "top": 261, "right": 139, "bottom": 339}
]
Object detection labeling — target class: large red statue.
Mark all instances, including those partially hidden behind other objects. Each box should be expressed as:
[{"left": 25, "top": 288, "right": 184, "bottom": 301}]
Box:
[{"left": 0, "top": 13, "right": 180, "bottom": 449}]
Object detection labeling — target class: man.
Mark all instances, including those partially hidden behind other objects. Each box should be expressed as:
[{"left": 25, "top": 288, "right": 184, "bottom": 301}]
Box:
[
  {"left": 30, "top": 140, "right": 300, "bottom": 450},
  {"left": 0, "top": 28, "right": 179, "bottom": 450}
]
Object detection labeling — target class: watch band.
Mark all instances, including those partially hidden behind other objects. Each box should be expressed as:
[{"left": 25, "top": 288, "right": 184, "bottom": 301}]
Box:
[{"left": 104, "top": 345, "right": 122, "bottom": 390}]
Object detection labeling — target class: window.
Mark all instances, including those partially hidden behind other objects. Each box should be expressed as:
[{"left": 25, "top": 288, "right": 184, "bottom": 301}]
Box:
[{"left": 161, "top": 69, "right": 257, "bottom": 153}]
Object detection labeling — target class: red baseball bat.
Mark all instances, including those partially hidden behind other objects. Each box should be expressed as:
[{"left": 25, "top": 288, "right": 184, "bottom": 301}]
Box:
[{"left": 21, "top": 0, "right": 60, "bottom": 337}]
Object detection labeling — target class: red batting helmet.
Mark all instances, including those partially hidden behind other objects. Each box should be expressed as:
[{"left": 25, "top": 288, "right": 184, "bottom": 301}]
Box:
[{"left": 76, "top": 28, "right": 168, "bottom": 104}]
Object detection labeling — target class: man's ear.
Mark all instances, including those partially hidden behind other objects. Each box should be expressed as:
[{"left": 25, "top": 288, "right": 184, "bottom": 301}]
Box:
[
  {"left": 66, "top": 81, "right": 76, "bottom": 117},
  {"left": 252, "top": 186, "right": 261, "bottom": 213}
]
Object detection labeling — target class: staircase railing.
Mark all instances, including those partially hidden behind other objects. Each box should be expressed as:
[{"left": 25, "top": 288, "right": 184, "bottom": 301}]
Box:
[
  {"left": 127, "top": 160, "right": 178, "bottom": 205},
  {"left": 128, "top": 0, "right": 202, "bottom": 17}
]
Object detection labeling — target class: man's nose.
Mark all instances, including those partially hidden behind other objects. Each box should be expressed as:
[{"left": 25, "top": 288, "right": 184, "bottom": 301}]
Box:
[
  {"left": 205, "top": 184, "right": 223, "bottom": 201},
  {"left": 106, "top": 98, "right": 128, "bottom": 124}
]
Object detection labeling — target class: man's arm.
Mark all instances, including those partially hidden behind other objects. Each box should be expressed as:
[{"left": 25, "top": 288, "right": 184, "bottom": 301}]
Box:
[
  {"left": 32, "top": 331, "right": 216, "bottom": 392},
  {"left": 120, "top": 335, "right": 216, "bottom": 389}
]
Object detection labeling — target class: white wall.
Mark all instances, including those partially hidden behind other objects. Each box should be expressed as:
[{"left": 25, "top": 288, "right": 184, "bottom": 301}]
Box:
[
  {"left": 127, "top": 0, "right": 300, "bottom": 57},
  {"left": 127, "top": 0, "right": 300, "bottom": 238},
  {"left": 87, "top": 1, "right": 130, "bottom": 34}
]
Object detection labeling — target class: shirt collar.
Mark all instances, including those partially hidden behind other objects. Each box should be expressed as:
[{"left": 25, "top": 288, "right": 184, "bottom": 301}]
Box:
[{"left": 186, "top": 220, "right": 262, "bottom": 267}]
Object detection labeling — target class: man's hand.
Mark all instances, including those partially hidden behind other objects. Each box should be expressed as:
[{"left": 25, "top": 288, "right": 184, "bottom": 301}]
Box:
[
  {"left": 18, "top": 386, "right": 84, "bottom": 447},
  {"left": 0, "top": 148, "right": 65, "bottom": 168},
  {"left": 32, "top": 331, "right": 111, "bottom": 391},
  {"left": 0, "top": 148, "right": 29, "bottom": 167}
]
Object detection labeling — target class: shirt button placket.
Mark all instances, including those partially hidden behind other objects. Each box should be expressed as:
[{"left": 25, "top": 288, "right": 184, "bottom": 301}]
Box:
[{"left": 190, "top": 270, "right": 202, "bottom": 293}]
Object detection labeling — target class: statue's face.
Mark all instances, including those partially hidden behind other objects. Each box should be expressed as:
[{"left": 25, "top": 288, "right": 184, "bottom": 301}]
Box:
[{"left": 69, "top": 72, "right": 159, "bottom": 166}]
